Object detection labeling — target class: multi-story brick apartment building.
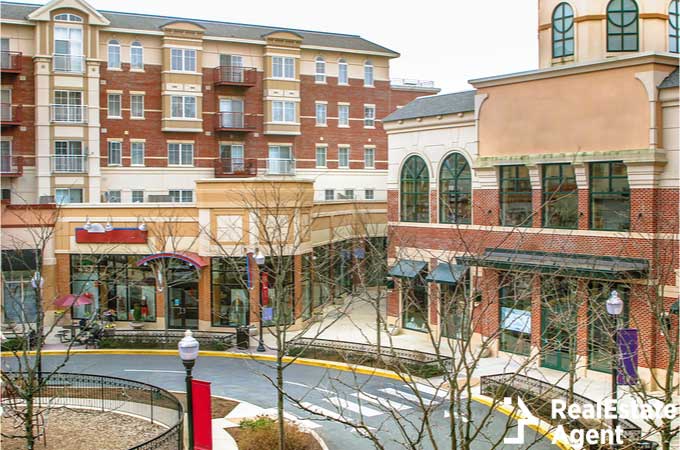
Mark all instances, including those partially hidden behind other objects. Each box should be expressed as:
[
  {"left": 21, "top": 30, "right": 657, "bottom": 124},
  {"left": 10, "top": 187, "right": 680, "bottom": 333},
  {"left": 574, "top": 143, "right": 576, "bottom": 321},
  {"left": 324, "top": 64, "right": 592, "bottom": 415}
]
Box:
[
  {"left": 384, "top": 0, "right": 679, "bottom": 387},
  {"left": 0, "top": 0, "right": 436, "bottom": 331}
]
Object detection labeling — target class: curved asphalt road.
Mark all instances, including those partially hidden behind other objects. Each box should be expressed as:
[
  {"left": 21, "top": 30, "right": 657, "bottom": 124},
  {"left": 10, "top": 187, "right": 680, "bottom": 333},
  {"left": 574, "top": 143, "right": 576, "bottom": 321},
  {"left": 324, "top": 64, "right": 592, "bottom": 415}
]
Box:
[{"left": 7, "top": 354, "right": 556, "bottom": 450}]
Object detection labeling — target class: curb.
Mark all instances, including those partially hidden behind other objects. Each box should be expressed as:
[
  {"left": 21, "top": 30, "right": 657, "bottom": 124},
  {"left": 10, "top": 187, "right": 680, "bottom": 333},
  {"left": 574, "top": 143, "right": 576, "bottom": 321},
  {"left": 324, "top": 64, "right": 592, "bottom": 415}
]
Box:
[
  {"left": 3, "top": 349, "right": 411, "bottom": 381},
  {"left": 471, "top": 394, "right": 573, "bottom": 450}
]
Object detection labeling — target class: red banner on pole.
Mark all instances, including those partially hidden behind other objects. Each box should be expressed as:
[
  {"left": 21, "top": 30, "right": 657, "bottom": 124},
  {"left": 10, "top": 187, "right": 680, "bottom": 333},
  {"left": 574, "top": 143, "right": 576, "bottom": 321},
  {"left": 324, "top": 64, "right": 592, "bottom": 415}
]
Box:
[
  {"left": 191, "top": 379, "right": 213, "bottom": 450},
  {"left": 261, "top": 272, "right": 269, "bottom": 306}
]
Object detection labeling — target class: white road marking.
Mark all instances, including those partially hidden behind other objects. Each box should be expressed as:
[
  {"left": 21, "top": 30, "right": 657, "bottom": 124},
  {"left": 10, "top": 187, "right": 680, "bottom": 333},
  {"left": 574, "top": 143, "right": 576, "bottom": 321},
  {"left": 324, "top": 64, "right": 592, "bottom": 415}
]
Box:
[
  {"left": 124, "top": 369, "right": 185, "bottom": 374},
  {"left": 325, "top": 397, "right": 383, "bottom": 417},
  {"left": 378, "top": 388, "right": 438, "bottom": 406},
  {"left": 301, "top": 402, "right": 376, "bottom": 437},
  {"left": 413, "top": 383, "right": 449, "bottom": 398},
  {"left": 444, "top": 409, "right": 469, "bottom": 422},
  {"left": 283, "top": 381, "right": 334, "bottom": 395},
  {"left": 351, "top": 392, "right": 412, "bottom": 411}
]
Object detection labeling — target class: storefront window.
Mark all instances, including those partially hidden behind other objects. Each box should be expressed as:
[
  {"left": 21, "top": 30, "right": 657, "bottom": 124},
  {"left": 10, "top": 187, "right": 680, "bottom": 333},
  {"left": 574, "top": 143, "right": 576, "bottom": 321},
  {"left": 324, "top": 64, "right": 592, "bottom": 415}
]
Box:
[
  {"left": 262, "top": 256, "right": 295, "bottom": 327},
  {"left": 499, "top": 272, "right": 532, "bottom": 355},
  {"left": 400, "top": 155, "right": 430, "bottom": 223},
  {"left": 542, "top": 163, "right": 578, "bottom": 229},
  {"left": 588, "top": 281, "right": 629, "bottom": 373},
  {"left": 439, "top": 153, "right": 472, "bottom": 224},
  {"left": 312, "top": 245, "right": 332, "bottom": 307},
  {"left": 364, "top": 237, "right": 387, "bottom": 287},
  {"left": 70, "top": 255, "right": 155, "bottom": 321},
  {"left": 2, "top": 250, "right": 40, "bottom": 324},
  {"left": 590, "top": 161, "right": 630, "bottom": 231},
  {"left": 541, "top": 277, "right": 579, "bottom": 371},
  {"left": 301, "top": 254, "right": 313, "bottom": 320},
  {"left": 500, "top": 165, "right": 533, "bottom": 227},
  {"left": 211, "top": 258, "right": 248, "bottom": 327},
  {"left": 403, "top": 270, "right": 428, "bottom": 332},
  {"left": 440, "top": 281, "right": 469, "bottom": 340}
]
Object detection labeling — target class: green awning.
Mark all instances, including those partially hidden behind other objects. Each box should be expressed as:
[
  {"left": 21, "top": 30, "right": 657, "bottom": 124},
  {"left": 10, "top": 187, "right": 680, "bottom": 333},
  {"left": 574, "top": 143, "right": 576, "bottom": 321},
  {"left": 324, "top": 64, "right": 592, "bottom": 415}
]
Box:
[
  {"left": 388, "top": 260, "right": 427, "bottom": 279},
  {"left": 426, "top": 263, "right": 468, "bottom": 284},
  {"left": 457, "top": 249, "right": 648, "bottom": 280},
  {"left": 671, "top": 301, "right": 679, "bottom": 315}
]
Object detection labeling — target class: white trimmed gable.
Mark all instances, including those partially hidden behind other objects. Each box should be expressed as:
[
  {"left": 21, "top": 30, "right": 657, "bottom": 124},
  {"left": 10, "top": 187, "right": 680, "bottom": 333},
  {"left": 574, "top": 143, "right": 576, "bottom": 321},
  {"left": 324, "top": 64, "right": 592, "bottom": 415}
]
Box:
[{"left": 27, "top": 0, "right": 110, "bottom": 26}]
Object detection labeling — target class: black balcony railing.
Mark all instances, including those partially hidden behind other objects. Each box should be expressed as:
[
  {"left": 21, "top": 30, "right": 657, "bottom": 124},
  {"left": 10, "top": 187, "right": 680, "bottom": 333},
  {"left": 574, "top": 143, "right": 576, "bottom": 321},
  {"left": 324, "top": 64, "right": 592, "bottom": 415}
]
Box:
[
  {"left": 215, "top": 112, "right": 256, "bottom": 131},
  {"left": 215, "top": 157, "right": 258, "bottom": 177},
  {"left": 214, "top": 66, "right": 257, "bottom": 86}
]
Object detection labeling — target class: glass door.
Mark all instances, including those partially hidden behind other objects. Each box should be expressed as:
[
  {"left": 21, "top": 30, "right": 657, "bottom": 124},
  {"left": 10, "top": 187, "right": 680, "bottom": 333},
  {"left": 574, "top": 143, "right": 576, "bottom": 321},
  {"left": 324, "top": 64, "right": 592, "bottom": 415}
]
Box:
[
  {"left": 219, "top": 144, "right": 244, "bottom": 173},
  {"left": 402, "top": 274, "right": 428, "bottom": 332},
  {"left": 219, "top": 54, "right": 244, "bottom": 82},
  {"left": 167, "top": 282, "right": 199, "bottom": 329},
  {"left": 219, "top": 99, "right": 243, "bottom": 128},
  {"left": 268, "top": 145, "right": 292, "bottom": 174},
  {"left": 0, "top": 141, "right": 11, "bottom": 173},
  {"left": 0, "top": 38, "right": 9, "bottom": 69}
]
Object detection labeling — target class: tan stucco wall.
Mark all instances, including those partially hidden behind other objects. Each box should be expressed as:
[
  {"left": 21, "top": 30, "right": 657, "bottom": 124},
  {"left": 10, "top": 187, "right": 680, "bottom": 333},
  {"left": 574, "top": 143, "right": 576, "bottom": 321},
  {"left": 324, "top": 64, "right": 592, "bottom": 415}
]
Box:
[{"left": 478, "top": 64, "right": 654, "bottom": 156}]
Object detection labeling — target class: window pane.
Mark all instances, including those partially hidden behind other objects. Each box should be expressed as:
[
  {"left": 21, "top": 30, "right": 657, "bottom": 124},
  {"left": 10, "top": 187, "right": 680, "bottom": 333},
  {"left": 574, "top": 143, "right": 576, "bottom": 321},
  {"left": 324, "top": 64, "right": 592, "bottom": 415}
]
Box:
[
  {"left": 131, "top": 143, "right": 144, "bottom": 165},
  {"left": 171, "top": 97, "right": 183, "bottom": 117},
  {"left": 168, "top": 144, "right": 180, "bottom": 165},
  {"left": 185, "top": 50, "right": 196, "bottom": 71},
  {"left": 171, "top": 49, "right": 182, "bottom": 70}
]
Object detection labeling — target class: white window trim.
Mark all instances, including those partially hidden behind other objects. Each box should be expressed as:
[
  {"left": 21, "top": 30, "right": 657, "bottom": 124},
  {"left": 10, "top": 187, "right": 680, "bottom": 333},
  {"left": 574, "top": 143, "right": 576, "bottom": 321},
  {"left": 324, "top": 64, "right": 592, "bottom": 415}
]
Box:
[
  {"left": 170, "top": 95, "right": 198, "bottom": 119},
  {"left": 315, "top": 102, "right": 327, "bottom": 127},
  {"left": 130, "top": 141, "right": 145, "bottom": 166},
  {"left": 338, "top": 146, "right": 350, "bottom": 168},
  {"left": 167, "top": 143, "right": 194, "bottom": 166},
  {"left": 107, "top": 140, "right": 122, "bottom": 166},
  {"left": 130, "top": 42, "right": 144, "bottom": 71},
  {"left": 337, "top": 59, "right": 349, "bottom": 85},
  {"left": 364, "top": 146, "right": 376, "bottom": 168},
  {"left": 271, "top": 55, "right": 296, "bottom": 80},
  {"left": 170, "top": 48, "right": 197, "bottom": 73},
  {"left": 107, "top": 40, "right": 121, "bottom": 70},
  {"left": 337, "top": 103, "right": 350, "bottom": 128},
  {"left": 315, "top": 145, "right": 328, "bottom": 168},
  {"left": 315, "top": 57, "right": 326, "bottom": 84},
  {"left": 271, "top": 100, "right": 297, "bottom": 124},
  {"left": 130, "top": 94, "right": 145, "bottom": 119},
  {"left": 363, "top": 104, "right": 376, "bottom": 129},
  {"left": 107, "top": 93, "right": 122, "bottom": 119}
]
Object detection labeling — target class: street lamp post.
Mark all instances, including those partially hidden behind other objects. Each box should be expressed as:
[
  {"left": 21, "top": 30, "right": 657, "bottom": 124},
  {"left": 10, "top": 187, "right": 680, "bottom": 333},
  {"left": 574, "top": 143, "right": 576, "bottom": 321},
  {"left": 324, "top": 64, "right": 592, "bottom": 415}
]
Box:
[
  {"left": 254, "top": 249, "right": 266, "bottom": 352},
  {"left": 606, "top": 289, "right": 624, "bottom": 447},
  {"left": 178, "top": 329, "right": 200, "bottom": 449}
]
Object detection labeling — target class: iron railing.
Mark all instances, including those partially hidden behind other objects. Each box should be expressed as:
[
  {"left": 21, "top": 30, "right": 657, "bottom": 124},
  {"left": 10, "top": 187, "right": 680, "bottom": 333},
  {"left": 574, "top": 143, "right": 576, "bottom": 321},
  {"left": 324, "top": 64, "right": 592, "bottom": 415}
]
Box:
[
  {"left": 101, "top": 329, "right": 236, "bottom": 349},
  {"left": 214, "top": 65, "right": 257, "bottom": 85},
  {"left": 51, "top": 154, "right": 87, "bottom": 173},
  {"left": 1, "top": 372, "right": 183, "bottom": 450},
  {"left": 479, "top": 373, "right": 642, "bottom": 444},
  {"left": 50, "top": 104, "right": 88, "bottom": 123},
  {"left": 266, "top": 157, "right": 295, "bottom": 175},
  {"left": 214, "top": 157, "right": 257, "bottom": 177},
  {"left": 0, "top": 103, "right": 22, "bottom": 124},
  {"left": 53, "top": 54, "right": 85, "bottom": 73},
  {"left": 0, "top": 155, "right": 24, "bottom": 176},
  {"left": 215, "top": 112, "right": 256, "bottom": 130},
  {"left": 0, "top": 51, "right": 22, "bottom": 72}
]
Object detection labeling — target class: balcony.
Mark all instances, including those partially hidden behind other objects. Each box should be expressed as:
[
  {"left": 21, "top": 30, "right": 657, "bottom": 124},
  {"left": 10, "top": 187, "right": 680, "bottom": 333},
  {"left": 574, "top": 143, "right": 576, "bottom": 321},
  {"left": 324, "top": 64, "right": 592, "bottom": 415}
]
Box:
[
  {"left": 50, "top": 105, "right": 88, "bottom": 124},
  {"left": 214, "top": 66, "right": 257, "bottom": 87},
  {"left": 0, "top": 156, "right": 24, "bottom": 177},
  {"left": 53, "top": 54, "right": 85, "bottom": 74},
  {"left": 266, "top": 158, "right": 295, "bottom": 176},
  {"left": 0, "top": 104, "right": 22, "bottom": 126},
  {"left": 214, "top": 157, "right": 258, "bottom": 178},
  {"left": 215, "top": 112, "right": 256, "bottom": 132},
  {"left": 51, "top": 155, "right": 87, "bottom": 173},
  {"left": 0, "top": 51, "right": 22, "bottom": 74}
]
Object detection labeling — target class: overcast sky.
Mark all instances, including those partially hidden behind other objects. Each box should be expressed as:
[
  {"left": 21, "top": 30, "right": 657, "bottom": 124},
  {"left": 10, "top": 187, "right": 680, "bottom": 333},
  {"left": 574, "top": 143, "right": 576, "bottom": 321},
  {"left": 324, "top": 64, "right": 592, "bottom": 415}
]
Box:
[{"left": 19, "top": 0, "right": 539, "bottom": 93}]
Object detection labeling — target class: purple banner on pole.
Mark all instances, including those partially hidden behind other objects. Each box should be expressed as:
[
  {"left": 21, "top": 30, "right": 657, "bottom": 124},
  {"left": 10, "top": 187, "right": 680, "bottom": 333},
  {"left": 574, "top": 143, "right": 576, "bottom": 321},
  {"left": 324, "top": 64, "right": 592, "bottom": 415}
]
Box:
[{"left": 617, "top": 328, "right": 638, "bottom": 385}]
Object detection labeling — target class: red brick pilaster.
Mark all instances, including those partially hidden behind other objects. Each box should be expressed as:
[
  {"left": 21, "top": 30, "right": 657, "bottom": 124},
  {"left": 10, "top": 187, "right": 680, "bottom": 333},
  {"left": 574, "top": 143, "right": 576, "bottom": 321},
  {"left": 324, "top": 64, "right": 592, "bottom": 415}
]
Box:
[
  {"left": 532, "top": 189, "right": 542, "bottom": 228},
  {"left": 577, "top": 189, "right": 589, "bottom": 229},
  {"left": 472, "top": 189, "right": 499, "bottom": 226},
  {"left": 576, "top": 279, "right": 589, "bottom": 356},
  {"left": 430, "top": 189, "right": 438, "bottom": 223}
]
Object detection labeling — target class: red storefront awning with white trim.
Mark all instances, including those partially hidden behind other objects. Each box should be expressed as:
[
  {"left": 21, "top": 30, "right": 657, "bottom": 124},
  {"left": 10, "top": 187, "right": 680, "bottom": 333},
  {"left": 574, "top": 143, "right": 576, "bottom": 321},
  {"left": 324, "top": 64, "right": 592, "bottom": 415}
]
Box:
[{"left": 136, "top": 251, "right": 208, "bottom": 270}]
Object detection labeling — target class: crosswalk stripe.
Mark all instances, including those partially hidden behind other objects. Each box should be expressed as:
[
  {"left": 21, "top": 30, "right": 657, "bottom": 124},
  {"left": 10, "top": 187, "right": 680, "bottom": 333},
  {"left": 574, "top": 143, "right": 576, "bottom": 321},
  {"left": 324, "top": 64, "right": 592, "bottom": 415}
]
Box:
[
  {"left": 351, "top": 392, "right": 412, "bottom": 411},
  {"left": 444, "top": 409, "right": 469, "bottom": 422},
  {"left": 325, "top": 397, "right": 383, "bottom": 417},
  {"left": 413, "top": 383, "right": 449, "bottom": 399},
  {"left": 378, "top": 388, "right": 439, "bottom": 406},
  {"left": 300, "top": 402, "right": 376, "bottom": 434}
]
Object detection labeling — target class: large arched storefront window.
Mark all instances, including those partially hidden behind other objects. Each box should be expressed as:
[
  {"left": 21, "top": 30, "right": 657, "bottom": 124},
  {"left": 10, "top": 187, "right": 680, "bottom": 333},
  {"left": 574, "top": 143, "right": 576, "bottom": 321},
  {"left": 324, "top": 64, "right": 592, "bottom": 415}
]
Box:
[
  {"left": 552, "top": 2, "right": 575, "bottom": 58},
  {"left": 439, "top": 153, "right": 471, "bottom": 224},
  {"left": 400, "top": 155, "right": 430, "bottom": 223}
]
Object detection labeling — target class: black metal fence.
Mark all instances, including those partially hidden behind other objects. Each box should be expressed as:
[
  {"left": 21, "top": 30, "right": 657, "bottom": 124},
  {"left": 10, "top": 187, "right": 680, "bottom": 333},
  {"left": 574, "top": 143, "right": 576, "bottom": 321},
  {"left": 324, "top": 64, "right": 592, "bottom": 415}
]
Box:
[
  {"left": 480, "top": 373, "right": 642, "bottom": 444},
  {"left": 2, "top": 372, "right": 183, "bottom": 450},
  {"left": 100, "top": 329, "right": 235, "bottom": 350}
]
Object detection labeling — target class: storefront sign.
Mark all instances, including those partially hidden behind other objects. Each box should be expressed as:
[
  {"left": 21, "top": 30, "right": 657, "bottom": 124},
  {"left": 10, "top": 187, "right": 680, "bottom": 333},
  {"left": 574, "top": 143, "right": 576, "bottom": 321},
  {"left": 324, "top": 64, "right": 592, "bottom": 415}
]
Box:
[
  {"left": 617, "top": 328, "right": 638, "bottom": 385},
  {"left": 191, "top": 379, "right": 213, "bottom": 450},
  {"left": 500, "top": 307, "right": 531, "bottom": 334},
  {"left": 76, "top": 227, "right": 147, "bottom": 244}
]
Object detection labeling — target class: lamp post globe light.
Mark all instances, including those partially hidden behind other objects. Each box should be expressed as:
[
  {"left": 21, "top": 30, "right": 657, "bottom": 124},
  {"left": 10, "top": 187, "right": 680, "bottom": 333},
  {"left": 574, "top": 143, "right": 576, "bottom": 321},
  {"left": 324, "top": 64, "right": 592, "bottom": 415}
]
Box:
[
  {"left": 178, "top": 329, "right": 199, "bottom": 450},
  {"left": 606, "top": 290, "right": 623, "bottom": 447},
  {"left": 254, "top": 249, "right": 266, "bottom": 352}
]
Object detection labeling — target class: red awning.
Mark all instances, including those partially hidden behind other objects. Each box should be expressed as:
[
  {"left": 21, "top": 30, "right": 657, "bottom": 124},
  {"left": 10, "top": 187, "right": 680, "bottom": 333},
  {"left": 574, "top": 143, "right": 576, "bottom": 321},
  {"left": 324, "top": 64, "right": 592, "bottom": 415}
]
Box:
[{"left": 136, "top": 251, "right": 208, "bottom": 270}]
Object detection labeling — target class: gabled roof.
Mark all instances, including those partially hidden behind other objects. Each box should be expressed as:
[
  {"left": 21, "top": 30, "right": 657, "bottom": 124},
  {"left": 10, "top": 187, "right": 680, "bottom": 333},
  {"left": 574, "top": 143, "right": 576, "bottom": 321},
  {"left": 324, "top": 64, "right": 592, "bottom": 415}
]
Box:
[
  {"left": 1, "top": 1, "right": 399, "bottom": 56},
  {"left": 659, "top": 68, "right": 679, "bottom": 89},
  {"left": 383, "top": 90, "right": 476, "bottom": 122}
]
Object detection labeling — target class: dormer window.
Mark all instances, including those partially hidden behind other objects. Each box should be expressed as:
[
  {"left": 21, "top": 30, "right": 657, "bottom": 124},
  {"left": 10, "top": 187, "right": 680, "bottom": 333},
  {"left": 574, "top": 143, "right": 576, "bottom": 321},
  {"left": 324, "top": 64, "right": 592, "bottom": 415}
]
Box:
[
  {"left": 55, "top": 13, "right": 82, "bottom": 22},
  {"left": 607, "top": 0, "right": 639, "bottom": 52},
  {"left": 552, "top": 3, "right": 574, "bottom": 58}
]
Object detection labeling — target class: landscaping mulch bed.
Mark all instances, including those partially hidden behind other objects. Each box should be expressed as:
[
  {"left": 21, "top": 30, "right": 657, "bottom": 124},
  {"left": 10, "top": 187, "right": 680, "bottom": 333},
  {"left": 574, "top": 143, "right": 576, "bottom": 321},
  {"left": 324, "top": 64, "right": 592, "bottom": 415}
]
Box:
[
  {"left": 227, "top": 424, "right": 322, "bottom": 450},
  {"left": 1, "top": 408, "right": 165, "bottom": 450},
  {"left": 172, "top": 392, "right": 239, "bottom": 418}
]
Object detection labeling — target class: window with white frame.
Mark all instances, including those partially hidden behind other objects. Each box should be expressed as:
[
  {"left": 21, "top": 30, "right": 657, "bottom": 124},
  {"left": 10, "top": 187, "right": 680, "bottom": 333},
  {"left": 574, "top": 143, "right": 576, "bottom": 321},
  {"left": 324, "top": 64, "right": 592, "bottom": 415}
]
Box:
[
  {"left": 365, "top": 189, "right": 375, "bottom": 200},
  {"left": 108, "top": 40, "right": 121, "bottom": 69},
  {"left": 105, "top": 190, "right": 121, "bottom": 203},
  {"left": 130, "top": 94, "right": 144, "bottom": 118},
  {"left": 0, "top": 140, "right": 11, "bottom": 173},
  {"left": 130, "top": 41, "right": 144, "bottom": 69},
  {"left": 107, "top": 93, "right": 121, "bottom": 118},
  {"left": 53, "top": 141, "right": 84, "bottom": 172},
  {"left": 55, "top": 13, "right": 82, "bottom": 22},
  {"left": 315, "top": 146, "right": 327, "bottom": 167},
  {"left": 171, "top": 96, "right": 197, "bottom": 119},
  {"left": 364, "top": 105, "right": 376, "bottom": 127},
  {"left": 170, "top": 48, "right": 197, "bottom": 72},
  {"left": 344, "top": 189, "right": 354, "bottom": 199},
  {"left": 338, "top": 104, "right": 349, "bottom": 127},
  {"left": 272, "top": 56, "right": 295, "bottom": 79},
  {"left": 272, "top": 101, "right": 296, "bottom": 123},
  {"left": 169, "top": 189, "right": 193, "bottom": 203},
  {"left": 338, "top": 58, "right": 348, "bottom": 84},
  {"left": 364, "top": 146, "right": 375, "bottom": 168},
  {"left": 315, "top": 102, "right": 327, "bottom": 126},
  {"left": 364, "top": 60, "right": 374, "bottom": 86},
  {"left": 338, "top": 146, "right": 350, "bottom": 168},
  {"left": 324, "top": 189, "right": 335, "bottom": 201},
  {"left": 131, "top": 142, "right": 145, "bottom": 166},
  {"left": 55, "top": 188, "right": 83, "bottom": 204},
  {"left": 315, "top": 56, "right": 326, "bottom": 83},
  {"left": 53, "top": 90, "right": 84, "bottom": 122},
  {"left": 168, "top": 143, "right": 193, "bottom": 166},
  {"left": 54, "top": 26, "right": 83, "bottom": 73},
  {"left": 108, "top": 141, "right": 122, "bottom": 166},
  {"left": 131, "top": 190, "right": 144, "bottom": 203}
]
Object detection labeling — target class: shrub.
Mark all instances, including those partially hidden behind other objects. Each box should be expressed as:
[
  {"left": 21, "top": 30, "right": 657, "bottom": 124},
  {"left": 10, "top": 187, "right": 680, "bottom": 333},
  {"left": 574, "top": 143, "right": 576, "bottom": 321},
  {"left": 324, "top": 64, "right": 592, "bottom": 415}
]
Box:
[{"left": 237, "top": 416, "right": 317, "bottom": 450}]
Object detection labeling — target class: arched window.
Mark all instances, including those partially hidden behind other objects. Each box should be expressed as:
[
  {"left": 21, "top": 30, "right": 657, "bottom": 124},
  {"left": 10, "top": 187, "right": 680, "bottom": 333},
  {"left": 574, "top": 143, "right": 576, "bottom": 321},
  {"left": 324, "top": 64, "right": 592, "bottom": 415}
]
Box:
[
  {"left": 55, "top": 13, "right": 82, "bottom": 22},
  {"left": 552, "top": 3, "right": 574, "bottom": 58},
  {"left": 670, "top": 0, "right": 679, "bottom": 53},
  {"left": 130, "top": 41, "right": 144, "bottom": 69},
  {"left": 315, "top": 56, "right": 326, "bottom": 83},
  {"left": 108, "top": 39, "right": 121, "bottom": 69},
  {"left": 364, "top": 60, "right": 374, "bottom": 87},
  {"left": 439, "top": 153, "right": 471, "bottom": 224},
  {"left": 400, "top": 155, "right": 429, "bottom": 223},
  {"left": 607, "top": 0, "right": 639, "bottom": 52},
  {"left": 338, "top": 58, "right": 348, "bottom": 84}
]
